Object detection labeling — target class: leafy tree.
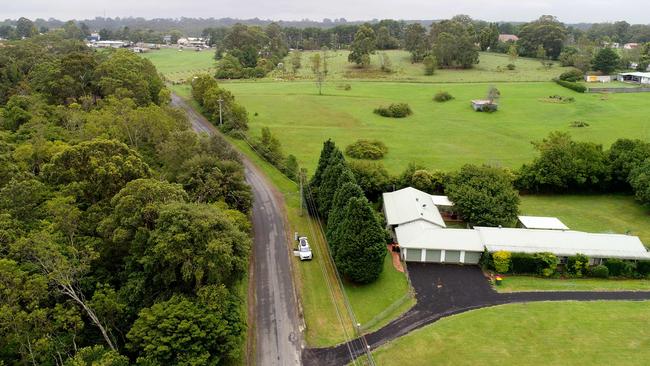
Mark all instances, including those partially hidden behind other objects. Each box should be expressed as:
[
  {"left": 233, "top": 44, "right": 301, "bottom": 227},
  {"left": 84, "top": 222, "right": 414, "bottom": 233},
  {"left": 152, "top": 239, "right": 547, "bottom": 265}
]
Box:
[
  {"left": 16, "top": 17, "right": 37, "bottom": 38},
  {"left": 349, "top": 161, "right": 391, "bottom": 200},
  {"left": 508, "top": 45, "right": 519, "bottom": 63},
  {"left": 290, "top": 50, "right": 302, "bottom": 73},
  {"left": 2, "top": 95, "right": 32, "bottom": 131},
  {"left": 592, "top": 47, "right": 620, "bottom": 74},
  {"left": 215, "top": 54, "right": 244, "bottom": 79},
  {"left": 423, "top": 55, "right": 437, "bottom": 75},
  {"left": 43, "top": 139, "right": 151, "bottom": 206},
  {"left": 329, "top": 196, "right": 386, "bottom": 283},
  {"left": 310, "top": 49, "right": 328, "bottom": 95},
  {"left": 0, "top": 178, "right": 50, "bottom": 226},
  {"left": 403, "top": 23, "right": 428, "bottom": 62},
  {"left": 127, "top": 285, "right": 244, "bottom": 365},
  {"left": 143, "top": 202, "right": 250, "bottom": 292},
  {"left": 433, "top": 31, "right": 478, "bottom": 69},
  {"left": 479, "top": 23, "right": 499, "bottom": 51},
  {"left": 63, "top": 345, "right": 129, "bottom": 366},
  {"left": 375, "top": 26, "right": 399, "bottom": 50},
  {"left": 94, "top": 50, "right": 165, "bottom": 106},
  {"left": 177, "top": 155, "right": 252, "bottom": 212},
  {"left": 629, "top": 159, "right": 650, "bottom": 204},
  {"left": 518, "top": 15, "right": 567, "bottom": 59},
  {"left": 517, "top": 132, "right": 610, "bottom": 192},
  {"left": 446, "top": 164, "right": 520, "bottom": 227},
  {"left": 608, "top": 138, "right": 650, "bottom": 190},
  {"left": 348, "top": 24, "right": 376, "bottom": 67}
]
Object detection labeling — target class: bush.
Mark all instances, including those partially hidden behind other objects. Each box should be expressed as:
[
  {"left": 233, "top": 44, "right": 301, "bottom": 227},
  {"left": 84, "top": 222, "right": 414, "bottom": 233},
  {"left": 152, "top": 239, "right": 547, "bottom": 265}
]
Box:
[
  {"left": 423, "top": 55, "right": 437, "bottom": 75},
  {"left": 567, "top": 254, "right": 589, "bottom": 277},
  {"left": 345, "top": 139, "right": 388, "bottom": 160},
  {"left": 373, "top": 103, "right": 413, "bottom": 118},
  {"left": 534, "top": 252, "right": 559, "bottom": 277},
  {"left": 510, "top": 252, "right": 537, "bottom": 274},
  {"left": 555, "top": 79, "right": 587, "bottom": 93},
  {"left": 604, "top": 259, "right": 635, "bottom": 277},
  {"left": 506, "top": 64, "right": 516, "bottom": 70},
  {"left": 492, "top": 251, "right": 511, "bottom": 273},
  {"left": 636, "top": 261, "right": 650, "bottom": 277},
  {"left": 589, "top": 264, "right": 609, "bottom": 278},
  {"left": 559, "top": 69, "right": 584, "bottom": 82},
  {"left": 569, "top": 120, "right": 589, "bottom": 128},
  {"left": 433, "top": 91, "right": 454, "bottom": 102}
]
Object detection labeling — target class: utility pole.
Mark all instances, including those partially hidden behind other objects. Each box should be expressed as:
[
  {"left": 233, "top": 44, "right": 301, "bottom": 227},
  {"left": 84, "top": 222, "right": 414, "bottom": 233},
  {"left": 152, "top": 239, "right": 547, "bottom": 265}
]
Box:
[
  {"left": 299, "top": 168, "right": 307, "bottom": 217},
  {"left": 217, "top": 98, "right": 224, "bottom": 127}
]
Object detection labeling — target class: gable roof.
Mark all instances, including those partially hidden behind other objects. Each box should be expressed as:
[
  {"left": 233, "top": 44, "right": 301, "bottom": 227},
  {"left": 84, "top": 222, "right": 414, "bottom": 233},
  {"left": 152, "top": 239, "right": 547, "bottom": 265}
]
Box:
[
  {"left": 475, "top": 227, "right": 650, "bottom": 260},
  {"left": 518, "top": 216, "right": 569, "bottom": 230},
  {"left": 383, "top": 187, "right": 446, "bottom": 228}
]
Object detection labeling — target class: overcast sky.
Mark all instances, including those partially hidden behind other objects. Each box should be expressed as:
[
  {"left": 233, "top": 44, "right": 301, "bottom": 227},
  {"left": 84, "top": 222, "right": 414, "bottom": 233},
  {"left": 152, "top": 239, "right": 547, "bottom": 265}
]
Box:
[{"left": 4, "top": 0, "right": 650, "bottom": 24}]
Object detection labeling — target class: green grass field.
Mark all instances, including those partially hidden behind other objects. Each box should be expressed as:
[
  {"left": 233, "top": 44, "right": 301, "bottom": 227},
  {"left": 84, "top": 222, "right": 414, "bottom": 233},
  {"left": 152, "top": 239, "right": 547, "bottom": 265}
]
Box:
[
  {"left": 520, "top": 194, "right": 650, "bottom": 244},
  {"left": 222, "top": 81, "right": 650, "bottom": 174},
  {"left": 372, "top": 301, "right": 650, "bottom": 366},
  {"left": 495, "top": 276, "right": 650, "bottom": 292},
  {"left": 143, "top": 48, "right": 216, "bottom": 82}
]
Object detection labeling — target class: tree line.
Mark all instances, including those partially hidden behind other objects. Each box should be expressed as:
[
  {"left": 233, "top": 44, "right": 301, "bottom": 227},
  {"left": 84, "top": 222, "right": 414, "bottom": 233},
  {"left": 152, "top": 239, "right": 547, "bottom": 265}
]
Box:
[{"left": 0, "top": 33, "right": 252, "bottom": 364}]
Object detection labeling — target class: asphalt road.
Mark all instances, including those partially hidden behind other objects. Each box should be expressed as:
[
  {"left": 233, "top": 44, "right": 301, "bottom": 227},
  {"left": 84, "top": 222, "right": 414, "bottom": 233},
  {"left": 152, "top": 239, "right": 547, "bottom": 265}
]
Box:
[{"left": 172, "top": 94, "right": 303, "bottom": 366}]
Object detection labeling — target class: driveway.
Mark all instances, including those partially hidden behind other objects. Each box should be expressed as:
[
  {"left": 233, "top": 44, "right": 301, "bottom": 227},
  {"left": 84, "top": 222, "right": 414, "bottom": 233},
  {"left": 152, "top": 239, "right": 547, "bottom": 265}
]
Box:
[
  {"left": 172, "top": 94, "right": 303, "bottom": 366},
  {"left": 302, "top": 263, "right": 650, "bottom": 366}
]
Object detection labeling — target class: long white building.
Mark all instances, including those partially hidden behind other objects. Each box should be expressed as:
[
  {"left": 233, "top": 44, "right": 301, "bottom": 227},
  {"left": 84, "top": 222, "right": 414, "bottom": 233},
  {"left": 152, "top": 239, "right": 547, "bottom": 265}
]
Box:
[{"left": 383, "top": 187, "right": 650, "bottom": 264}]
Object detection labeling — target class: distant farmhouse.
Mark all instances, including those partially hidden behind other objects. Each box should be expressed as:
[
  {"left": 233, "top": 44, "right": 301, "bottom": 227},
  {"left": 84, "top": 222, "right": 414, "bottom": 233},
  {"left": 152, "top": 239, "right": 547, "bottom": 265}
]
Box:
[
  {"left": 498, "top": 34, "right": 519, "bottom": 43},
  {"left": 177, "top": 37, "right": 209, "bottom": 49},
  {"left": 383, "top": 187, "right": 650, "bottom": 265}
]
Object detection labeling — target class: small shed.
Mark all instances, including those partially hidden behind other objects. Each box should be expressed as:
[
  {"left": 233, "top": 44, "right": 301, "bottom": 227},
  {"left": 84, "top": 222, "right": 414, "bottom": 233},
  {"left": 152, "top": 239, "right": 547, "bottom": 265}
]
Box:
[
  {"left": 471, "top": 100, "right": 498, "bottom": 112},
  {"left": 619, "top": 72, "right": 650, "bottom": 85},
  {"left": 585, "top": 75, "right": 613, "bottom": 83}
]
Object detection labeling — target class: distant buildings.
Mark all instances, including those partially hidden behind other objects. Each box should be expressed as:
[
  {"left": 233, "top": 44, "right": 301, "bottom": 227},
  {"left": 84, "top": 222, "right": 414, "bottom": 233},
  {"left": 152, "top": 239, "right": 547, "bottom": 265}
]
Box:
[
  {"left": 88, "top": 40, "right": 128, "bottom": 49},
  {"left": 619, "top": 72, "right": 650, "bottom": 84},
  {"left": 498, "top": 34, "right": 519, "bottom": 43},
  {"left": 624, "top": 43, "right": 640, "bottom": 49},
  {"left": 177, "top": 37, "right": 208, "bottom": 48}
]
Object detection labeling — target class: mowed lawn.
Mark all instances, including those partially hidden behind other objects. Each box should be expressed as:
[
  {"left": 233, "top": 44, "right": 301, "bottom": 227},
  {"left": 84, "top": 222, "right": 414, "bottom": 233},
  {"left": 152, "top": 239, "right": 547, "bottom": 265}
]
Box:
[
  {"left": 372, "top": 301, "right": 650, "bottom": 366},
  {"left": 222, "top": 81, "right": 650, "bottom": 174},
  {"left": 142, "top": 48, "right": 216, "bottom": 82},
  {"left": 496, "top": 276, "right": 650, "bottom": 292},
  {"left": 520, "top": 194, "right": 650, "bottom": 245}
]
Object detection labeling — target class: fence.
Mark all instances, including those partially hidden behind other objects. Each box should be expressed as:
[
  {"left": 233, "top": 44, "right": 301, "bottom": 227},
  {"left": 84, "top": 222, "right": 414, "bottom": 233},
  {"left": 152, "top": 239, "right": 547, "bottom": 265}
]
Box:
[{"left": 587, "top": 87, "right": 650, "bottom": 93}]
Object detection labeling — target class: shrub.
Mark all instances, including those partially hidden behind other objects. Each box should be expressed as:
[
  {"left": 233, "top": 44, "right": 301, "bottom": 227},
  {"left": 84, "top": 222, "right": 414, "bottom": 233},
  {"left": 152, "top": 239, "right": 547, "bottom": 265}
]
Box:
[
  {"left": 345, "top": 139, "right": 388, "bottom": 160},
  {"left": 423, "top": 55, "right": 437, "bottom": 75},
  {"left": 374, "top": 103, "right": 413, "bottom": 118},
  {"left": 604, "top": 259, "right": 635, "bottom": 277},
  {"left": 567, "top": 254, "right": 589, "bottom": 277},
  {"left": 636, "top": 261, "right": 650, "bottom": 277},
  {"left": 433, "top": 91, "right": 454, "bottom": 102},
  {"left": 534, "top": 252, "right": 559, "bottom": 277},
  {"left": 510, "top": 252, "right": 537, "bottom": 274},
  {"left": 589, "top": 264, "right": 609, "bottom": 278},
  {"left": 492, "top": 251, "right": 511, "bottom": 273},
  {"left": 559, "top": 69, "right": 584, "bottom": 82},
  {"left": 569, "top": 120, "right": 589, "bottom": 128},
  {"left": 555, "top": 79, "right": 587, "bottom": 93},
  {"left": 506, "top": 64, "right": 516, "bottom": 70}
]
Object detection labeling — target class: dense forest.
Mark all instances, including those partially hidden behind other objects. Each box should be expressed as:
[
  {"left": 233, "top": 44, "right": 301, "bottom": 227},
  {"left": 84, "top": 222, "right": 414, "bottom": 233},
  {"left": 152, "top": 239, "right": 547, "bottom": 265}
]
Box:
[{"left": 0, "top": 33, "right": 252, "bottom": 365}]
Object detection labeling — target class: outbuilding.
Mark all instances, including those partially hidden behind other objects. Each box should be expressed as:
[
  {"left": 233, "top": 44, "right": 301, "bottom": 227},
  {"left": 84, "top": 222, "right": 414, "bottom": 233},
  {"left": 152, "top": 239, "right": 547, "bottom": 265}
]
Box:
[
  {"left": 619, "top": 72, "right": 650, "bottom": 85},
  {"left": 517, "top": 216, "right": 569, "bottom": 231}
]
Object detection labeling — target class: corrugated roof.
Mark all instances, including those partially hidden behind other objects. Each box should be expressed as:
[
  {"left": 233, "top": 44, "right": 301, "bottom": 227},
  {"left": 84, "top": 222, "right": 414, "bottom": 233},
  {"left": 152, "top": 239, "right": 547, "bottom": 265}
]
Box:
[
  {"left": 619, "top": 72, "right": 650, "bottom": 78},
  {"left": 475, "top": 227, "right": 650, "bottom": 260},
  {"left": 383, "top": 187, "right": 446, "bottom": 228},
  {"left": 518, "top": 216, "right": 569, "bottom": 230},
  {"left": 431, "top": 195, "right": 454, "bottom": 207},
  {"left": 396, "top": 223, "right": 484, "bottom": 252}
]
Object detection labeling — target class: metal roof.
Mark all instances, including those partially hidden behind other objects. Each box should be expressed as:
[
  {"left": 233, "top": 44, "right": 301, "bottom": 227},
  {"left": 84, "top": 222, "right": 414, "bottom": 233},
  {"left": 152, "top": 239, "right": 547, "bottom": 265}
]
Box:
[
  {"left": 396, "top": 223, "right": 484, "bottom": 252},
  {"left": 518, "top": 216, "right": 569, "bottom": 230},
  {"left": 475, "top": 227, "right": 650, "bottom": 260},
  {"left": 431, "top": 195, "right": 454, "bottom": 207},
  {"left": 382, "top": 187, "right": 446, "bottom": 228},
  {"left": 619, "top": 72, "right": 650, "bottom": 78}
]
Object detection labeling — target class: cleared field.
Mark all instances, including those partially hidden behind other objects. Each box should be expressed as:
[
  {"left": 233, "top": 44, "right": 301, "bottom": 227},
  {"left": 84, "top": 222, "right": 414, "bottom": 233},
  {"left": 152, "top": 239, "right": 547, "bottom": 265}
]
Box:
[
  {"left": 495, "top": 276, "right": 650, "bottom": 292},
  {"left": 372, "top": 301, "right": 650, "bottom": 366},
  {"left": 142, "top": 48, "right": 216, "bottom": 82},
  {"left": 288, "top": 50, "right": 573, "bottom": 82},
  {"left": 520, "top": 194, "right": 650, "bottom": 245},
  {"left": 222, "top": 81, "right": 650, "bottom": 174}
]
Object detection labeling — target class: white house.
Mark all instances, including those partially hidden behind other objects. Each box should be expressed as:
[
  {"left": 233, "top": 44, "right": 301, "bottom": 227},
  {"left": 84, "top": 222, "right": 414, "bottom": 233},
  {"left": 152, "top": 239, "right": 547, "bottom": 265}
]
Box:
[{"left": 383, "top": 187, "right": 650, "bottom": 265}]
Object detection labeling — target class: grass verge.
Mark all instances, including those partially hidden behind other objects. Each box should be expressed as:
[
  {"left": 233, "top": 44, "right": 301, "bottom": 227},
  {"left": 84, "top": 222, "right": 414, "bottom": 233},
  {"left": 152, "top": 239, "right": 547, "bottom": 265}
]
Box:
[{"left": 495, "top": 275, "right": 650, "bottom": 292}]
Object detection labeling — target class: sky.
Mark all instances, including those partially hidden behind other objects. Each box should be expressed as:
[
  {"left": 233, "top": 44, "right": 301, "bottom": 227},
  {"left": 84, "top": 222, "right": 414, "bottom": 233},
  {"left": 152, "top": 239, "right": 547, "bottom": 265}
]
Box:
[{"left": 4, "top": 0, "right": 650, "bottom": 24}]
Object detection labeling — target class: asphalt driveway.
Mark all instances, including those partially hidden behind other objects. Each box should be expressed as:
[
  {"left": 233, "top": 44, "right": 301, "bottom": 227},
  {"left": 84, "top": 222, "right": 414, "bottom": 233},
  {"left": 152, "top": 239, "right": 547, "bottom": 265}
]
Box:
[{"left": 302, "top": 263, "right": 650, "bottom": 366}]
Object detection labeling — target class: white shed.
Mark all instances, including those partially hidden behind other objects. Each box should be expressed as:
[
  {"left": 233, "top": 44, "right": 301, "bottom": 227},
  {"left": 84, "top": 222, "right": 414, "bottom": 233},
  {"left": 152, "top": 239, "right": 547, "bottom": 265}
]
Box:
[{"left": 517, "top": 216, "right": 569, "bottom": 231}]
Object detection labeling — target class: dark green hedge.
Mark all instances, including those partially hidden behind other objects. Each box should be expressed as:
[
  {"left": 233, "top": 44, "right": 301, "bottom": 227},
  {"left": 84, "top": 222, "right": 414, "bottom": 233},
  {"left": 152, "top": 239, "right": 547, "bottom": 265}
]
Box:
[{"left": 555, "top": 79, "right": 587, "bottom": 93}]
